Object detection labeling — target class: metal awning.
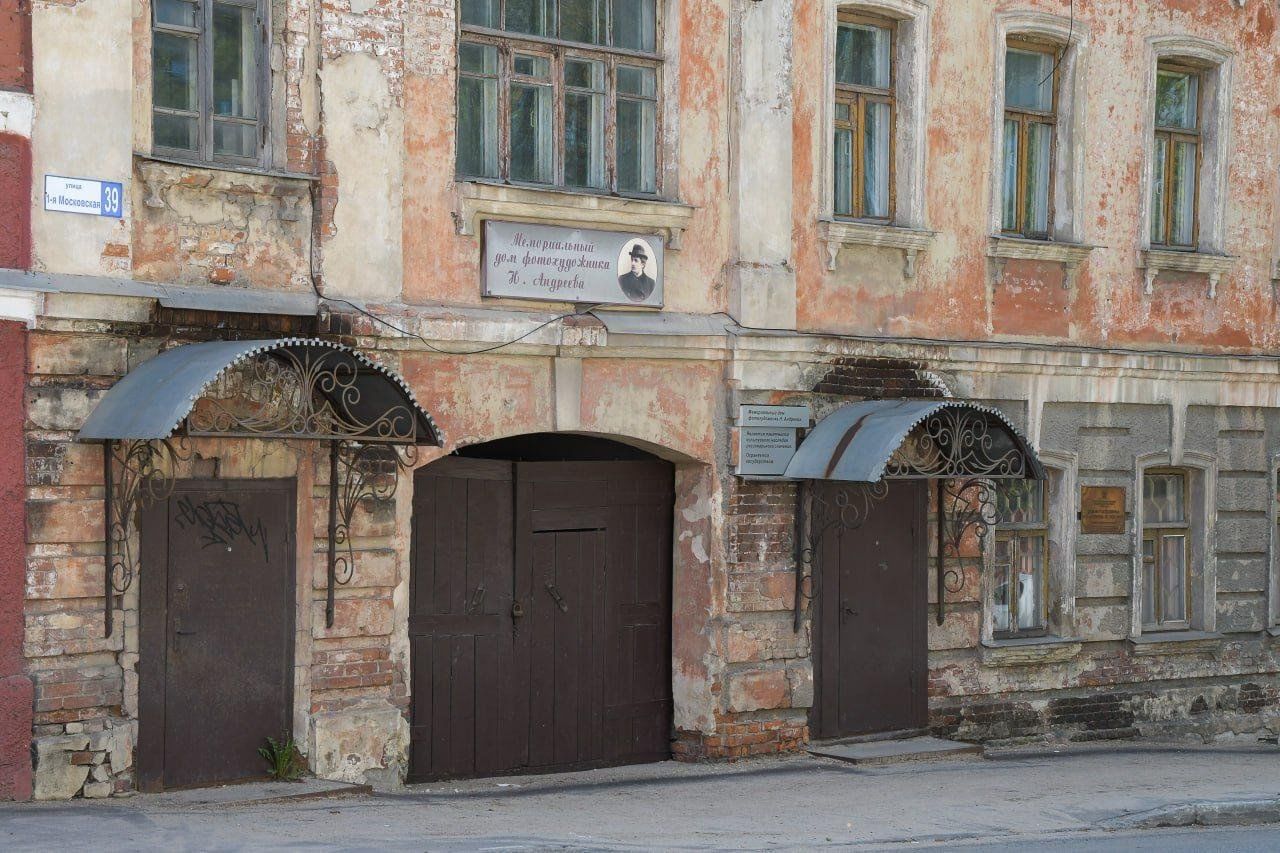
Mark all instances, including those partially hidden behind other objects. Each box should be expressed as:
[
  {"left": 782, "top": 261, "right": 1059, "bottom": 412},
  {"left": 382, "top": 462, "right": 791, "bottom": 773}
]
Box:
[
  {"left": 79, "top": 337, "right": 441, "bottom": 445},
  {"left": 79, "top": 337, "right": 443, "bottom": 636},
  {"left": 783, "top": 399, "right": 1044, "bottom": 482}
]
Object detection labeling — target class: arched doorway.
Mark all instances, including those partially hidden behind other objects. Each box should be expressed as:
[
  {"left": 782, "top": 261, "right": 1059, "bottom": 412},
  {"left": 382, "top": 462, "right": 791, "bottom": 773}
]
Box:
[{"left": 408, "top": 434, "right": 674, "bottom": 781}]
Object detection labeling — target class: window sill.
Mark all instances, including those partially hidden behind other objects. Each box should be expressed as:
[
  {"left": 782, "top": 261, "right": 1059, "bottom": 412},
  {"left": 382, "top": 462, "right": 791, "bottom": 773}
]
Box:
[
  {"left": 135, "top": 155, "right": 314, "bottom": 219},
  {"left": 818, "top": 219, "right": 936, "bottom": 277},
  {"left": 1267, "top": 625, "right": 1280, "bottom": 638},
  {"left": 1129, "top": 630, "right": 1224, "bottom": 657},
  {"left": 988, "top": 236, "right": 1098, "bottom": 288},
  {"left": 453, "top": 181, "right": 695, "bottom": 249},
  {"left": 980, "top": 635, "right": 1082, "bottom": 667},
  {"left": 1139, "top": 248, "right": 1236, "bottom": 299}
]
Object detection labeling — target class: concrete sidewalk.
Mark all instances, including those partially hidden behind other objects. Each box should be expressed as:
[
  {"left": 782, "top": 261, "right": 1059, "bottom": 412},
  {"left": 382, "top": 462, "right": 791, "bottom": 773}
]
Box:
[{"left": 2, "top": 741, "right": 1279, "bottom": 851}]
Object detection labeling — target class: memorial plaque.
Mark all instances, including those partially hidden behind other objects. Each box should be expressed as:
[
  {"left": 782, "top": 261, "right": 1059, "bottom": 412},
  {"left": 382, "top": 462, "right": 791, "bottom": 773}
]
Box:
[
  {"left": 738, "top": 404, "right": 810, "bottom": 429},
  {"left": 736, "top": 428, "right": 797, "bottom": 477},
  {"left": 1080, "top": 486, "right": 1127, "bottom": 534}
]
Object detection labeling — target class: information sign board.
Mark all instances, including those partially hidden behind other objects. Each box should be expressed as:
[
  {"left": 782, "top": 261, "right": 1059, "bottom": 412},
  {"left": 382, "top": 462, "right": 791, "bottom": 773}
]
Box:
[{"left": 44, "top": 175, "right": 124, "bottom": 218}]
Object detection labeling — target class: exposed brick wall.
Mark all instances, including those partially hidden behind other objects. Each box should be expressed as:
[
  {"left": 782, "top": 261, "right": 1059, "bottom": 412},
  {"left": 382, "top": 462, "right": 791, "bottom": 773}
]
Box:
[
  {"left": 0, "top": 0, "right": 32, "bottom": 92},
  {"left": 811, "top": 357, "right": 948, "bottom": 399},
  {"left": 673, "top": 717, "right": 808, "bottom": 762}
]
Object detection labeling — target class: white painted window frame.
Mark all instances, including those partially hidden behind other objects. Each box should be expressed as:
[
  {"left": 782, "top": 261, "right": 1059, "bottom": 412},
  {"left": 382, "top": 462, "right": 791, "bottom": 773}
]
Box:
[
  {"left": 819, "top": 0, "right": 930, "bottom": 230},
  {"left": 1131, "top": 451, "right": 1218, "bottom": 637},
  {"left": 987, "top": 12, "right": 1090, "bottom": 246},
  {"left": 1137, "top": 35, "right": 1234, "bottom": 256}
]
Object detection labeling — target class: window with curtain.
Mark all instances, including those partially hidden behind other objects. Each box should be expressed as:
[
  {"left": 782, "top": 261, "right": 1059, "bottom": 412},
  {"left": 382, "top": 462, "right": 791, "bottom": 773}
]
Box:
[
  {"left": 1001, "top": 41, "right": 1057, "bottom": 239},
  {"left": 152, "top": 0, "right": 267, "bottom": 165},
  {"left": 1142, "top": 471, "right": 1190, "bottom": 630},
  {"left": 832, "top": 12, "right": 894, "bottom": 221},
  {"left": 457, "top": 0, "right": 661, "bottom": 195},
  {"left": 1150, "top": 64, "right": 1202, "bottom": 249},
  {"left": 993, "top": 479, "right": 1049, "bottom": 637}
]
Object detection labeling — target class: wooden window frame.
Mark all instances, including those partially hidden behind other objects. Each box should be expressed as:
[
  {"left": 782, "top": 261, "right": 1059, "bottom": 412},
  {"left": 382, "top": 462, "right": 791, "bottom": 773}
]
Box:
[
  {"left": 1141, "top": 469, "right": 1192, "bottom": 630},
  {"left": 457, "top": 1, "right": 665, "bottom": 198},
  {"left": 993, "top": 478, "right": 1050, "bottom": 639},
  {"left": 1150, "top": 61, "right": 1204, "bottom": 251},
  {"left": 1001, "top": 38, "right": 1059, "bottom": 240},
  {"left": 151, "top": 0, "right": 271, "bottom": 168},
  {"left": 833, "top": 10, "right": 896, "bottom": 223}
]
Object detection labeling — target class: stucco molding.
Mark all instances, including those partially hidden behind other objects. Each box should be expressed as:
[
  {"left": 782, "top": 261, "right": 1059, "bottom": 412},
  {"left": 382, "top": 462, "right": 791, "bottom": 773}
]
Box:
[
  {"left": 988, "top": 11, "right": 1091, "bottom": 245},
  {"left": 0, "top": 90, "right": 34, "bottom": 138},
  {"left": 1130, "top": 450, "right": 1218, "bottom": 638},
  {"left": 979, "top": 638, "right": 1082, "bottom": 667},
  {"left": 818, "top": 219, "right": 935, "bottom": 277},
  {"left": 452, "top": 181, "right": 696, "bottom": 249},
  {"left": 820, "top": 0, "right": 931, "bottom": 230},
  {"left": 1137, "top": 35, "right": 1235, "bottom": 259},
  {"left": 988, "top": 236, "right": 1098, "bottom": 288},
  {"left": 0, "top": 288, "right": 42, "bottom": 327},
  {"left": 1139, "top": 249, "right": 1236, "bottom": 299}
]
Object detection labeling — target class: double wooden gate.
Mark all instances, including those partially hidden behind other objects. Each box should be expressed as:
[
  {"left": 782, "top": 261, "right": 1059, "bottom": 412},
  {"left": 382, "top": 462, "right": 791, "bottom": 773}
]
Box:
[{"left": 409, "top": 457, "right": 674, "bottom": 781}]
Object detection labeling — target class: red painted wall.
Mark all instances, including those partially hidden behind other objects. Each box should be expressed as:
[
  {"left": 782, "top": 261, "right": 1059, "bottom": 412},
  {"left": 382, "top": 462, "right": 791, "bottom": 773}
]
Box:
[
  {"left": 0, "top": 133, "right": 32, "bottom": 271},
  {"left": 0, "top": 322, "right": 32, "bottom": 801},
  {"left": 0, "top": 0, "right": 31, "bottom": 93}
]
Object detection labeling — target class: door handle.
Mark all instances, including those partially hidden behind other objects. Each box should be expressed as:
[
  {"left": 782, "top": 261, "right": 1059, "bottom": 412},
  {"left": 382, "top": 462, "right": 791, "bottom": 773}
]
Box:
[{"left": 544, "top": 582, "right": 569, "bottom": 613}]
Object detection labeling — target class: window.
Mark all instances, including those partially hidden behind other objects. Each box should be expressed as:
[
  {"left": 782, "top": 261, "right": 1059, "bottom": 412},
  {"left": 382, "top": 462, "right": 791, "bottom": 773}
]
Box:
[
  {"left": 832, "top": 13, "right": 894, "bottom": 221},
  {"left": 1149, "top": 64, "right": 1202, "bottom": 249},
  {"left": 1001, "top": 41, "right": 1057, "bottom": 239},
  {"left": 993, "top": 479, "right": 1049, "bottom": 637},
  {"left": 457, "top": 0, "right": 661, "bottom": 195},
  {"left": 152, "top": 0, "right": 268, "bottom": 165},
  {"left": 1142, "top": 471, "right": 1190, "bottom": 629}
]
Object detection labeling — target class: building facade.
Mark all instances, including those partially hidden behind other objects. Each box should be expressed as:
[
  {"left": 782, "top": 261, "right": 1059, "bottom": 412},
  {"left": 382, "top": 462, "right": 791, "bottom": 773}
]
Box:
[{"left": 2, "top": 0, "right": 1280, "bottom": 799}]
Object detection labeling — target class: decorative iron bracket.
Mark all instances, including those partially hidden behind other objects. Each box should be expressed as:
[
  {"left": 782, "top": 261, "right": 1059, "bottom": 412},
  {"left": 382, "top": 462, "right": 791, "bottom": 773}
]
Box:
[
  {"left": 103, "top": 439, "right": 188, "bottom": 636},
  {"left": 792, "top": 479, "right": 890, "bottom": 632},
  {"left": 324, "top": 441, "right": 418, "bottom": 628},
  {"left": 934, "top": 478, "right": 999, "bottom": 625}
]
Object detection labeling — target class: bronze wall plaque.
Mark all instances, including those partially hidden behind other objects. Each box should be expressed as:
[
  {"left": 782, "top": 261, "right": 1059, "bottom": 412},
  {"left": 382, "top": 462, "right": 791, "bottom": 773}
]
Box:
[{"left": 1081, "top": 486, "right": 1127, "bottom": 534}]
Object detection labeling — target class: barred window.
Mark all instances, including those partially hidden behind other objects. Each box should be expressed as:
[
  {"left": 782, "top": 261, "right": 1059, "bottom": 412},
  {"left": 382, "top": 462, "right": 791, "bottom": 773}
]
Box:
[
  {"left": 457, "top": 0, "right": 661, "bottom": 195},
  {"left": 993, "top": 479, "right": 1049, "bottom": 637}
]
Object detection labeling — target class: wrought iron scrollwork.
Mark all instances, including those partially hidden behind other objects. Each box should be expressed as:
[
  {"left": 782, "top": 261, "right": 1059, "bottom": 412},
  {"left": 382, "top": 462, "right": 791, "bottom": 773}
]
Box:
[
  {"left": 187, "top": 348, "right": 420, "bottom": 443},
  {"left": 885, "top": 407, "right": 1028, "bottom": 479},
  {"left": 792, "top": 480, "right": 890, "bottom": 631},
  {"left": 934, "top": 477, "right": 1000, "bottom": 625},
  {"left": 325, "top": 441, "right": 419, "bottom": 627},
  {"left": 103, "top": 439, "right": 189, "bottom": 636}
]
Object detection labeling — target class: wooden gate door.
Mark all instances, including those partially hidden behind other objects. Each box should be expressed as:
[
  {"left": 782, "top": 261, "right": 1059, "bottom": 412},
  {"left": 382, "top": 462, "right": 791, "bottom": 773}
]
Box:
[
  {"left": 409, "top": 457, "right": 673, "bottom": 781},
  {"left": 138, "top": 479, "right": 296, "bottom": 791},
  {"left": 812, "top": 480, "right": 927, "bottom": 740}
]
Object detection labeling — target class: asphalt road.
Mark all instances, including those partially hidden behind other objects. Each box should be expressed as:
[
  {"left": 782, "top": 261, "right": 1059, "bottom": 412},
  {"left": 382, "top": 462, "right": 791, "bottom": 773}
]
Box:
[{"left": 915, "top": 826, "right": 1280, "bottom": 852}]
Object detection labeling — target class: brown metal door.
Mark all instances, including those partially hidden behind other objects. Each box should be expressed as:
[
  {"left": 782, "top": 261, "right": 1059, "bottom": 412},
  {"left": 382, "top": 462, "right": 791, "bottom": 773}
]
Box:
[
  {"left": 409, "top": 457, "right": 672, "bottom": 780},
  {"left": 409, "top": 458, "right": 516, "bottom": 781},
  {"left": 813, "top": 480, "right": 927, "bottom": 740},
  {"left": 138, "top": 479, "right": 296, "bottom": 791}
]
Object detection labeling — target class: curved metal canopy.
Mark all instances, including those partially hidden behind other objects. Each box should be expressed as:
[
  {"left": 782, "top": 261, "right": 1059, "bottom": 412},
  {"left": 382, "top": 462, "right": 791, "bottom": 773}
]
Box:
[
  {"left": 783, "top": 399, "right": 1044, "bottom": 482},
  {"left": 78, "top": 337, "right": 443, "bottom": 446}
]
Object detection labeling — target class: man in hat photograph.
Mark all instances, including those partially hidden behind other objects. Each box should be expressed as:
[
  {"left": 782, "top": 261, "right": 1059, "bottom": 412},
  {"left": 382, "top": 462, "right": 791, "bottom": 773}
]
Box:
[{"left": 617, "top": 241, "right": 657, "bottom": 302}]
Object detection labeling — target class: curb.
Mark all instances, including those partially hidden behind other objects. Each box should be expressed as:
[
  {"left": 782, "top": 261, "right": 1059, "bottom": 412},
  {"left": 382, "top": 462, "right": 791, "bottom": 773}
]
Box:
[{"left": 1100, "top": 797, "right": 1280, "bottom": 830}]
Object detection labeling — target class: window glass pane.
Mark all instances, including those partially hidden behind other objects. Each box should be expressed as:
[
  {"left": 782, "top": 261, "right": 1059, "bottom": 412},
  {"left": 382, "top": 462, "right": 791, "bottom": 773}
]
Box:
[
  {"left": 612, "top": 0, "right": 656, "bottom": 52},
  {"left": 212, "top": 3, "right": 258, "bottom": 120},
  {"left": 833, "top": 127, "right": 853, "bottom": 217},
  {"left": 997, "top": 479, "right": 1044, "bottom": 524},
  {"left": 153, "top": 111, "right": 198, "bottom": 151},
  {"left": 617, "top": 96, "right": 656, "bottom": 193},
  {"left": 1001, "top": 118, "right": 1019, "bottom": 231},
  {"left": 836, "top": 22, "right": 890, "bottom": 88},
  {"left": 459, "top": 42, "right": 498, "bottom": 75},
  {"left": 513, "top": 53, "right": 551, "bottom": 79},
  {"left": 1143, "top": 473, "right": 1186, "bottom": 524},
  {"left": 862, "top": 100, "right": 890, "bottom": 218},
  {"left": 457, "top": 79, "right": 499, "bottom": 177},
  {"left": 1005, "top": 48, "right": 1054, "bottom": 112},
  {"left": 506, "top": 0, "right": 553, "bottom": 36},
  {"left": 1023, "top": 121, "right": 1052, "bottom": 236},
  {"left": 1014, "top": 535, "right": 1046, "bottom": 630},
  {"left": 1142, "top": 539, "right": 1156, "bottom": 625},
  {"left": 509, "top": 81, "right": 553, "bottom": 183},
  {"left": 155, "top": 0, "right": 197, "bottom": 28},
  {"left": 1170, "top": 140, "right": 1197, "bottom": 246},
  {"left": 560, "top": 0, "right": 605, "bottom": 45},
  {"left": 460, "top": 0, "right": 499, "bottom": 27},
  {"left": 1161, "top": 535, "right": 1187, "bottom": 623},
  {"left": 153, "top": 31, "right": 198, "bottom": 112},
  {"left": 834, "top": 102, "right": 850, "bottom": 123},
  {"left": 993, "top": 538, "right": 1013, "bottom": 633},
  {"left": 1156, "top": 69, "right": 1198, "bottom": 129},
  {"left": 213, "top": 120, "right": 257, "bottom": 158},
  {"left": 565, "top": 60, "right": 606, "bottom": 189},
  {"left": 1150, "top": 136, "right": 1168, "bottom": 244},
  {"left": 617, "top": 64, "right": 656, "bottom": 97}
]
